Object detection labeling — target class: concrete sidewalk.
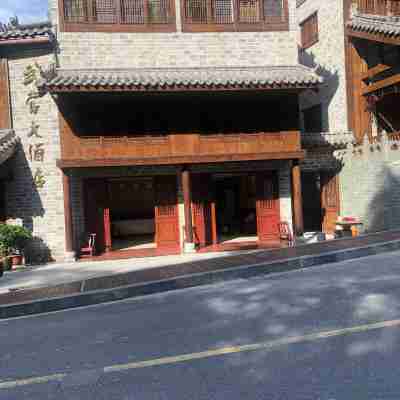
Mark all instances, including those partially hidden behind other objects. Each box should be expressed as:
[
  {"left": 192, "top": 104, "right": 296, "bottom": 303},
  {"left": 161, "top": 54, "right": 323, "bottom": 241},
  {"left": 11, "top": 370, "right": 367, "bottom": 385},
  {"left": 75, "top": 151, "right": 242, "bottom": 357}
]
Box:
[
  {"left": 0, "top": 250, "right": 245, "bottom": 294},
  {"left": 1, "top": 230, "right": 400, "bottom": 319}
]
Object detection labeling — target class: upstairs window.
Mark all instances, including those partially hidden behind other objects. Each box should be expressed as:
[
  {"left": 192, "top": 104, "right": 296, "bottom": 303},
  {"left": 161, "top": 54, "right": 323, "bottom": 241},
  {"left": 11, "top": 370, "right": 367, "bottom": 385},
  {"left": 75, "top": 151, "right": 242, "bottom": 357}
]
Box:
[
  {"left": 182, "top": 0, "right": 288, "bottom": 32},
  {"left": 61, "top": 0, "right": 176, "bottom": 31},
  {"left": 300, "top": 12, "right": 318, "bottom": 49}
]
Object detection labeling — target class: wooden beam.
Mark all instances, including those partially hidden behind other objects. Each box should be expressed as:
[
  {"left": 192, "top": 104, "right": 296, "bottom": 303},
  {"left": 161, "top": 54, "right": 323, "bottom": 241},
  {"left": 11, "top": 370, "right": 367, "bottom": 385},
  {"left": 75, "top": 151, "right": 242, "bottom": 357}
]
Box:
[
  {"left": 62, "top": 170, "right": 74, "bottom": 255},
  {"left": 181, "top": 168, "right": 194, "bottom": 244},
  {"left": 56, "top": 151, "right": 306, "bottom": 169},
  {"left": 361, "top": 63, "right": 392, "bottom": 81},
  {"left": 291, "top": 161, "right": 304, "bottom": 236},
  {"left": 362, "top": 73, "right": 400, "bottom": 95},
  {"left": 347, "top": 28, "right": 400, "bottom": 46}
]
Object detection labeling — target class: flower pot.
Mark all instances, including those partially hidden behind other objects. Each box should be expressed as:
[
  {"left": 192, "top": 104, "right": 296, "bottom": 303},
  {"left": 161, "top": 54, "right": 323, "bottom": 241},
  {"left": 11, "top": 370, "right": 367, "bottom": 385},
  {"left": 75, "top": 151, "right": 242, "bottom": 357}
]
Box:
[{"left": 11, "top": 254, "right": 23, "bottom": 266}]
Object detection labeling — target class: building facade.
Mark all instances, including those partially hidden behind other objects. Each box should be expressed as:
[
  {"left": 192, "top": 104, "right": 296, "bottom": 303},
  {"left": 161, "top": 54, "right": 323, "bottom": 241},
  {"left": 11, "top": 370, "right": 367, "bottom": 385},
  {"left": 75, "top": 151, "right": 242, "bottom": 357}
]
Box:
[
  {"left": 297, "top": 0, "right": 400, "bottom": 234},
  {"left": 2, "top": 0, "right": 400, "bottom": 262}
]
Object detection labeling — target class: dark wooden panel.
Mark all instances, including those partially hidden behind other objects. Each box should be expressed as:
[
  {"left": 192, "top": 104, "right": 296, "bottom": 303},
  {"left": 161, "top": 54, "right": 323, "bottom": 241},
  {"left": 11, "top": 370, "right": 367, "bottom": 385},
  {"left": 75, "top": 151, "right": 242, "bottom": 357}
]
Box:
[
  {"left": 84, "top": 179, "right": 111, "bottom": 253},
  {"left": 321, "top": 171, "right": 340, "bottom": 234},
  {"left": 192, "top": 174, "right": 214, "bottom": 247},
  {"left": 0, "top": 180, "right": 5, "bottom": 223},
  {"left": 154, "top": 175, "right": 180, "bottom": 249},
  {"left": 0, "top": 59, "right": 11, "bottom": 130},
  {"left": 256, "top": 171, "right": 280, "bottom": 243}
]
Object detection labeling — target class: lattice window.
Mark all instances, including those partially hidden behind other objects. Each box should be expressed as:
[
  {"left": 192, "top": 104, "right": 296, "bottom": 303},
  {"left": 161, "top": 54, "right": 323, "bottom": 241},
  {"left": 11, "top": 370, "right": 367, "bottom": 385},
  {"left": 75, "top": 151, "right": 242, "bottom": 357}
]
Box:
[
  {"left": 182, "top": 0, "right": 287, "bottom": 29},
  {"left": 212, "top": 0, "right": 234, "bottom": 23},
  {"left": 121, "top": 0, "right": 145, "bottom": 24},
  {"left": 93, "top": 0, "right": 117, "bottom": 23},
  {"left": 300, "top": 12, "right": 318, "bottom": 49},
  {"left": 148, "top": 0, "right": 170, "bottom": 23},
  {"left": 239, "top": 0, "right": 261, "bottom": 23},
  {"left": 64, "top": 0, "right": 89, "bottom": 22},
  {"left": 264, "top": 0, "right": 283, "bottom": 18},
  {"left": 184, "top": 0, "right": 208, "bottom": 23}
]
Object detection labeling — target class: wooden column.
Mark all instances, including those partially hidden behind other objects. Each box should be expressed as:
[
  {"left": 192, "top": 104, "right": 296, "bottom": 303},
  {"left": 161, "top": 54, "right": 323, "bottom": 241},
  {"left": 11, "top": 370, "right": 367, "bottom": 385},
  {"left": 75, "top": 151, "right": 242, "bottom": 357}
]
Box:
[
  {"left": 291, "top": 160, "right": 304, "bottom": 236},
  {"left": 181, "top": 168, "right": 194, "bottom": 244},
  {"left": 62, "top": 170, "right": 74, "bottom": 256}
]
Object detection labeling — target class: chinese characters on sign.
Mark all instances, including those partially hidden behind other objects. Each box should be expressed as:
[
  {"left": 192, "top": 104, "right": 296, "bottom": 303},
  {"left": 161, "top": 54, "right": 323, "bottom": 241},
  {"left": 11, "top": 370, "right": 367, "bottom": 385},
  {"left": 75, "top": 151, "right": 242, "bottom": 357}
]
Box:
[{"left": 24, "top": 63, "right": 47, "bottom": 189}]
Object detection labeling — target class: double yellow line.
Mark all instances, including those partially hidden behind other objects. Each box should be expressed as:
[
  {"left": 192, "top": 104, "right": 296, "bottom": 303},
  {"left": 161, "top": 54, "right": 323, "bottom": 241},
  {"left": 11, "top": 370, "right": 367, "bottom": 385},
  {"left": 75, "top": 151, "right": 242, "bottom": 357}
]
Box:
[{"left": 2, "top": 318, "right": 400, "bottom": 390}]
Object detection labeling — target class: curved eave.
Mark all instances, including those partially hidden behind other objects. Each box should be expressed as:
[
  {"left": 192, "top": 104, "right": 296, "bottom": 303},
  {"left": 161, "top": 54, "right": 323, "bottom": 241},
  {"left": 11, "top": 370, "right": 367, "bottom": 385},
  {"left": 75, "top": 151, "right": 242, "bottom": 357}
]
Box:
[
  {"left": 0, "top": 130, "right": 19, "bottom": 166},
  {"left": 43, "top": 83, "right": 320, "bottom": 93}
]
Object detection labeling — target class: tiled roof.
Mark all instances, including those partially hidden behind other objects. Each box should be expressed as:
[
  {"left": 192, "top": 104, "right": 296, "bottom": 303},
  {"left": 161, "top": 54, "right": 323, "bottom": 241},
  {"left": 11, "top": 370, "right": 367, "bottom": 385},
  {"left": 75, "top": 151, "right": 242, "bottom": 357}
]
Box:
[
  {"left": 302, "top": 131, "right": 353, "bottom": 149},
  {"left": 347, "top": 13, "right": 400, "bottom": 39},
  {"left": 0, "top": 130, "right": 19, "bottom": 165},
  {"left": 39, "top": 66, "right": 323, "bottom": 92},
  {"left": 0, "top": 21, "right": 52, "bottom": 43}
]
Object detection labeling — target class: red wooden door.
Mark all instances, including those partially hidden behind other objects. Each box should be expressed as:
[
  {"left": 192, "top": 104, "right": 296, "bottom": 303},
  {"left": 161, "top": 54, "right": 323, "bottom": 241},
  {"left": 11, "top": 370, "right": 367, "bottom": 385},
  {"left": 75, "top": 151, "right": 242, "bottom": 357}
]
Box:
[
  {"left": 154, "top": 175, "right": 180, "bottom": 249},
  {"left": 321, "top": 171, "right": 340, "bottom": 234},
  {"left": 192, "top": 174, "right": 214, "bottom": 247},
  {"left": 84, "top": 179, "right": 111, "bottom": 254},
  {"left": 256, "top": 172, "right": 280, "bottom": 243}
]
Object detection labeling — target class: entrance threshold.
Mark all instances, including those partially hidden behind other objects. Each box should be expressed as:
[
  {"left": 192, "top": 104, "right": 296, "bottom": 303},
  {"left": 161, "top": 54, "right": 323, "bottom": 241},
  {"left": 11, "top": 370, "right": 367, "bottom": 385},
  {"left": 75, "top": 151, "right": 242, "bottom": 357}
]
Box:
[
  {"left": 197, "top": 239, "right": 282, "bottom": 253},
  {"left": 79, "top": 247, "right": 181, "bottom": 262}
]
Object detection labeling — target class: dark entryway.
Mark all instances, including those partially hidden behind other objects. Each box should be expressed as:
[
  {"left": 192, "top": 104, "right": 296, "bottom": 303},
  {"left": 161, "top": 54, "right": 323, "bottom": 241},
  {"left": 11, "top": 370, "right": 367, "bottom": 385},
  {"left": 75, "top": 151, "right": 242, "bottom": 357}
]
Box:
[
  {"left": 215, "top": 174, "right": 257, "bottom": 241},
  {"left": 301, "top": 170, "right": 340, "bottom": 234},
  {"left": 302, "top": 171, "right": 322, "bottom": 232}
]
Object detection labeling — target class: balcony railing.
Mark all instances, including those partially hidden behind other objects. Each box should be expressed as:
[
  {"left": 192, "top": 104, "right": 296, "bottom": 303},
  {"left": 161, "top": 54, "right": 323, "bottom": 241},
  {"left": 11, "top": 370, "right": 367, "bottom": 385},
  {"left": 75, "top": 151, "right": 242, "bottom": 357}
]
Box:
[
  {"left": 60, "top": 131, "right": 302, "bottom": 166},
  {"left": 355, "top": 0, "right": 400, "bottom": 16}
]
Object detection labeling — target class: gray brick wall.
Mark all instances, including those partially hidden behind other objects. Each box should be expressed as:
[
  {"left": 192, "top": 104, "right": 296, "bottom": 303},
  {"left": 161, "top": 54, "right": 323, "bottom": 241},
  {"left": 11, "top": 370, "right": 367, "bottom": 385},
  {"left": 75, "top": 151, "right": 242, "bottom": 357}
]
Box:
[
  {"left": 340, "top": 136, "right": 400, "bottom": 233},
  {"left": 4, "top": 47, "right": 66, "bottom": 262},
  {"left": 49, "top": 0, "right": 299, "bottom": 69},
  {"left": 297, "top": 0, "right": 349, "bottom": 133}
]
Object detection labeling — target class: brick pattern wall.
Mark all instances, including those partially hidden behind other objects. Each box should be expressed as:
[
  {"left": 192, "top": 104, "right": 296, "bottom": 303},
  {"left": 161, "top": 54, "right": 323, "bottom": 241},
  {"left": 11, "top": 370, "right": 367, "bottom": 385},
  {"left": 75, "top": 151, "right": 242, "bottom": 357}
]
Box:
[
  {"left": 4, "top": 47, "right": 66, "bottom": 262},
  {"left": 340, "top": 136, "right": 400, "bottom": 233},
  {"left": 297, "top": 0, "right": 349, "bottom": 133},
  {"left": 49, "top": 0, "right": 299, "bottom": 69}
]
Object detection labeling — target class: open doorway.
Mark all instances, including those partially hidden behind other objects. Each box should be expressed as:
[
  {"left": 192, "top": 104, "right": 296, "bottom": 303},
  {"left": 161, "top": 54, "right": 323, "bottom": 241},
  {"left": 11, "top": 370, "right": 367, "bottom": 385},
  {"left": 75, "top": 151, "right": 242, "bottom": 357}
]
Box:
[
  {"left": 108, "top": 178, "right": 156, "bottom": 251},
  {"left": 301, "top": 171, "right": 322, "bottom": 232},
  {"left": 214, "top": 174, "right": 257, "bottom": 244}
]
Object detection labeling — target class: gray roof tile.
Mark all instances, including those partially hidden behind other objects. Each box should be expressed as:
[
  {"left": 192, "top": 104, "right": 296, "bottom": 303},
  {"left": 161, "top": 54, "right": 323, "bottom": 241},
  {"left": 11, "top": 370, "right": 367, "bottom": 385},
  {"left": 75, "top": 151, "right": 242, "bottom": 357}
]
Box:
[
  {"left": 0, "top": 21, "right": 52, "bottom": 42},
  {"left": 347, "top": 13, "right": 400, "bottom": 38},
  {"left": 40, "top": 66, "right": 323, "bottom": 91},
  {"left": 0, "top": 129, "right": 18, "bottom": 166}
]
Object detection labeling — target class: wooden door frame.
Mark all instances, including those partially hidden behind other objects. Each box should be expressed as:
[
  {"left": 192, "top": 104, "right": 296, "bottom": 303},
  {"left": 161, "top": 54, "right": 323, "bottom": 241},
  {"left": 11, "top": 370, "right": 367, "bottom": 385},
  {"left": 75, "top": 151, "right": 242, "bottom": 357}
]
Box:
[{"left": 320, "top": 170, "right": 340, "bottom": 234}]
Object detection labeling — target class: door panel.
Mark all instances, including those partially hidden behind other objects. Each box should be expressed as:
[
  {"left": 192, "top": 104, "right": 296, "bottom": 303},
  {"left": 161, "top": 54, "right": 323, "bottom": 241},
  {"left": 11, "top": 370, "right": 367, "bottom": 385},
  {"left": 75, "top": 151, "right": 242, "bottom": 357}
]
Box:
[
  {"left": 321, "top": 171, "right": 340, "bottom": 234},
  {"left": 256, "top": 172, "right": 280, "bottom": 243},
  {"left": 84, "top": 179, "right": 111, "bottom": 253},
  {"left": 192, "top": 174, "right": 214, "bottom": 247},
  {"left": 154, "top": 176, "right": 180, "bottom": 249}
]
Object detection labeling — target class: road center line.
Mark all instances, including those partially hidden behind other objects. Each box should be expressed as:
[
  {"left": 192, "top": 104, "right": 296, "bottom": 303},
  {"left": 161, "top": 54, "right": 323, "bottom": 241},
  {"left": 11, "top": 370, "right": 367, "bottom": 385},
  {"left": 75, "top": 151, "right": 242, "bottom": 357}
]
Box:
[{"left": 2, "top": 318, "right": 400, "bottom": 390}]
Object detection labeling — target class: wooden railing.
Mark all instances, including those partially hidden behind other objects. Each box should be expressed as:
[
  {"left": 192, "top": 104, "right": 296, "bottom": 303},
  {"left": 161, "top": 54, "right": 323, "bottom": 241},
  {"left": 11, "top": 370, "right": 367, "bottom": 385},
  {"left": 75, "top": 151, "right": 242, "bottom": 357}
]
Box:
[
  {"left": 355, "top": 0, "right": 400, "bottom": 16},
  {"left": 60, "top": 131, "right": 302, "bottom": 165}
]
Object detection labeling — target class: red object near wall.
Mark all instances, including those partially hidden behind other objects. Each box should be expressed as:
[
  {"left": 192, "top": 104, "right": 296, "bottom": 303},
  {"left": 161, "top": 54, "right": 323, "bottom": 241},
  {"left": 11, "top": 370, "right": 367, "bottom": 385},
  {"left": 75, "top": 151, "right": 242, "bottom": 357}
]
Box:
[
  {"left": 192, "top": 174, "right": 214, "bottom": 247},
  {"left": 154, "top": 175, "right": 180, "bottom": 250},
  {"left": 256, "top": 172, "right": 280, "bottom": 243},
  {"left": 84, "top": 179, "right": 111, "bottom": 254}
]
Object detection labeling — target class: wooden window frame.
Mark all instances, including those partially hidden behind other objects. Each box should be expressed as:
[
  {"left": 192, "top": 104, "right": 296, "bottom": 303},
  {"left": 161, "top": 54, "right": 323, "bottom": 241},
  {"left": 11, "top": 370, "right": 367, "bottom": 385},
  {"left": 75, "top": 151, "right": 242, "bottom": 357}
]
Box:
[
  {"left": 181, "top": 0, "right": 289, "bottom": 33},
  {"left": 59, "top": 0, "right": 177, "bottom": 32},
  {"left": 300, "top": 11, "right": 318, "bottom": 50}
]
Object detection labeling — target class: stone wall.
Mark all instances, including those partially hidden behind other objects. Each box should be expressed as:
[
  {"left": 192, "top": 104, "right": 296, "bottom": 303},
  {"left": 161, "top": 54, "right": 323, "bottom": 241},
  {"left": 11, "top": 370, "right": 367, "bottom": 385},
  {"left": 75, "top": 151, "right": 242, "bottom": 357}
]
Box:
[
  {"left": 340, "top": 136, "right": 400, "bottom": 233},
  {"left": 4, "top": 46, "right": 66, "bottom": 262},
  {"left": 49, "top": 0, "right": 299, "bottom": 69},
  {"left": 296, "top": 0, "right": 349, "bottom": 132}
]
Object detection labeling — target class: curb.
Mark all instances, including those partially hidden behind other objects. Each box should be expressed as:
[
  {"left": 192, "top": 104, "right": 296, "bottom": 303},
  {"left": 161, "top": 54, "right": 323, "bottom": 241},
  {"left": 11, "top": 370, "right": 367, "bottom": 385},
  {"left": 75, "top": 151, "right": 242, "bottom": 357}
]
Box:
[{"left": 1, "top": 238, "right": 400, "bottom": 319}]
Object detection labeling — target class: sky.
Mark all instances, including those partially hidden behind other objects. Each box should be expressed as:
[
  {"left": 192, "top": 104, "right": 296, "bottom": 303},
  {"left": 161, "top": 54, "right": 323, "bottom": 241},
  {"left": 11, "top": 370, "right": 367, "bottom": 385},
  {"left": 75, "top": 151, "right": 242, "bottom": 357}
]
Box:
[{"left": 0, "top": 0, "right": 48, "bottom": 25}]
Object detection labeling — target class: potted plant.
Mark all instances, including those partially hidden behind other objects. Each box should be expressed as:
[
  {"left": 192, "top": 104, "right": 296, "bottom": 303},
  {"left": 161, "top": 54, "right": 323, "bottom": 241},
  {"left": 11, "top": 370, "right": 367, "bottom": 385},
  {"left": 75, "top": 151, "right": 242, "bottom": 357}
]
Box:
[{"left": 0, "top": 224, "right": 32, "bottom": 268}]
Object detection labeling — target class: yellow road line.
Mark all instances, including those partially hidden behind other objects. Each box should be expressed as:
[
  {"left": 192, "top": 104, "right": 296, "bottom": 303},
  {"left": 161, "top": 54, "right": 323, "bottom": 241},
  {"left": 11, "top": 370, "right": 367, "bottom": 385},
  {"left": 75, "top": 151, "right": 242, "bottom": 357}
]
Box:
[{"left": 2, "top": 318, "right": 400, "bottom": 390}]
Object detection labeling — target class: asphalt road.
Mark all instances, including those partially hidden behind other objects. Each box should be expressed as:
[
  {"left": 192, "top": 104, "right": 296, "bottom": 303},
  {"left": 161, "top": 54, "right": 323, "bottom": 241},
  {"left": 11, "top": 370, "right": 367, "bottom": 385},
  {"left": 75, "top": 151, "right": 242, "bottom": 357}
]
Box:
[{"left": 1, "top": 250, "right": 400, "bottom": 399}]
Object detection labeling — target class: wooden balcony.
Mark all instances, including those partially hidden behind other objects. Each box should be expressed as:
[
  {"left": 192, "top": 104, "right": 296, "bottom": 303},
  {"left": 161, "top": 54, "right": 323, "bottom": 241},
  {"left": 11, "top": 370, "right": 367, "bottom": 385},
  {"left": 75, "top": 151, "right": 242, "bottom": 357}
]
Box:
[
  {"left": 355, "top": 0, "right": 400, "bottom": 16},
  {"left": 58, "top": 131, "right": 303, "bottom": 168}
]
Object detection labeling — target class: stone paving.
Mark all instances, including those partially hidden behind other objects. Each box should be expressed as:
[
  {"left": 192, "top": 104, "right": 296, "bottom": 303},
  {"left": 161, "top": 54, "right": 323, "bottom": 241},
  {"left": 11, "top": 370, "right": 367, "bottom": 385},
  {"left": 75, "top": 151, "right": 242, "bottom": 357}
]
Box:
[{"left": 1, "top": 230, "right": 399, "bottom": 298}]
